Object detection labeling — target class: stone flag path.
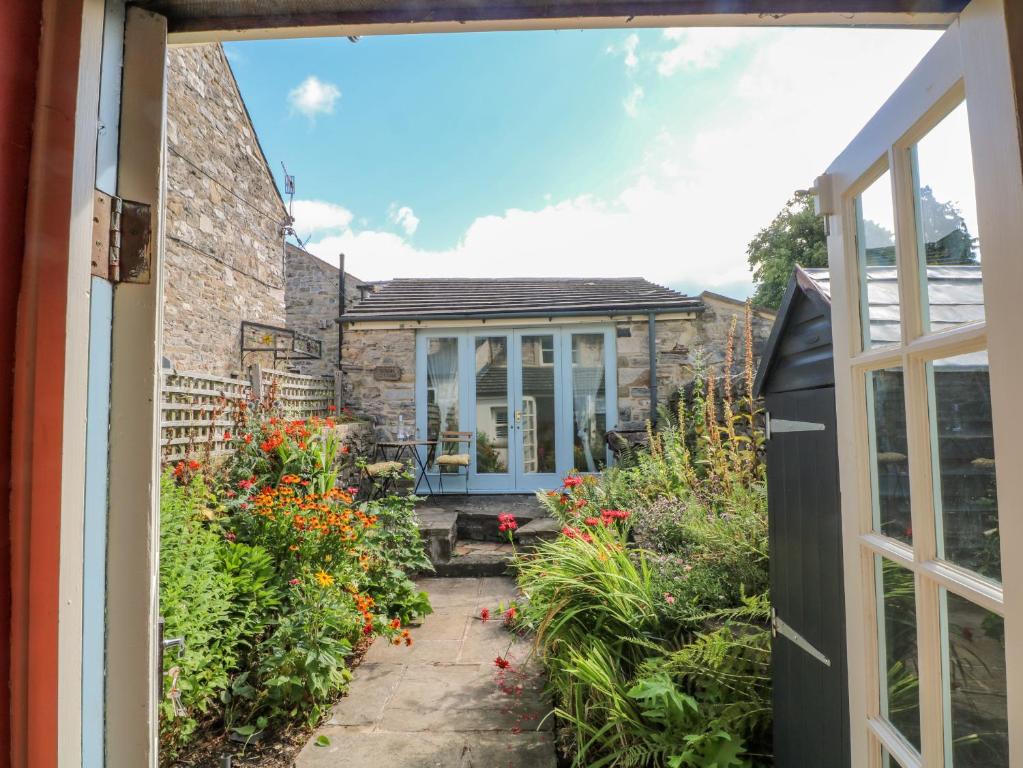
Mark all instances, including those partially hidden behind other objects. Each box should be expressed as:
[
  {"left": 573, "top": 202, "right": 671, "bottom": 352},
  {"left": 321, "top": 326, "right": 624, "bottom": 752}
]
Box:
[{"left": 296, "top": 577, "right": 556, "bottom": 768}]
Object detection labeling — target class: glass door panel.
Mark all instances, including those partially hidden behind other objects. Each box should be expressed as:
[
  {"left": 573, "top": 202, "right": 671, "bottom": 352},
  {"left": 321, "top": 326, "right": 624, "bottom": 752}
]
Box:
[
  {"left": 425, "top": 336, "right": 460, "bottom": 471},
  {"left": 856, "top": 169, "right": 901, "bottom": 350},
  {"left": 876, "top": 555, "right": 922, "bottom": 752},
  {"left": 473, "top": 335, "right": 512, "bottom": 479},
  {"left": 517, "top": 333, "right": 558, "bottom": 476},
  {"left": 571, "top": 332, "right": 608, "bottom": 473}
]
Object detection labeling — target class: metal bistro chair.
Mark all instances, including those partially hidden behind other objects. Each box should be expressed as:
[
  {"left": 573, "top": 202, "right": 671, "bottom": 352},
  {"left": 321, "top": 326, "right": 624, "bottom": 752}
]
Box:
[{"left": 434, "top": 431, "right": 473, "bottom": 495}]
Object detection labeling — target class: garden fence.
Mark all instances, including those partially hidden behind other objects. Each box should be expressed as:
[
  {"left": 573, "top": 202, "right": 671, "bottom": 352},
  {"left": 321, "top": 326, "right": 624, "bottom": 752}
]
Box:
[{"left": 160, "top": 365, "right": 337, "bottom": 463}]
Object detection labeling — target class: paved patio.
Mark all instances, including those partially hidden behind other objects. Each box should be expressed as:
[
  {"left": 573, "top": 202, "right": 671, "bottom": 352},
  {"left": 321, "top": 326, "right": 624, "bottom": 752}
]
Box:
[{"left": 296, "top": 577, "right": 556, "bottom": 768}]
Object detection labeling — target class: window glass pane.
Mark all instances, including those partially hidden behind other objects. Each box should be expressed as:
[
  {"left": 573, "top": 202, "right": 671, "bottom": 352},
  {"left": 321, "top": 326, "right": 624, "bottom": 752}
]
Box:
[
  {"left": 928, "top": 351, "right": 999, "bottom": 581},
  {"left": 867, "top": 368, "right": 912, "bottom": 542},
  {"left": 912, "top": 102, "right": 984, "bottom": 334},
  {"left": 572, "top": 333, "right": 607, "bottom": 473},
  {"left": 426, "top": 337, "right": 459, "bottom": 469},
  {"left": 474, "top": 337, "right": 508, "bottom": 474},
  {"left": 856, "top": 170, "right": 900, "bottom": 349},
  {"left": 521, "top": 334, "right": 557, "bottom": 474},
  {"left": 941, "top": 590, "right": 1008, "bottom": 767},
  {"left": 876, "top": 556, "right": 921, "bottom": 751}
]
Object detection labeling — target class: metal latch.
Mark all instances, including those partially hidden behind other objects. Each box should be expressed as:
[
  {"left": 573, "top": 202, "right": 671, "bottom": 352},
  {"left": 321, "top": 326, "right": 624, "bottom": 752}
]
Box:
[
  {"left": 765, "top": 412, "right": 826, "bottom": 440},
  {"left": 772, "top": 607, "right": 831, "bottom": 667},
  {"left": 92, "top": 190, "right": 152, "bottom": 283}
]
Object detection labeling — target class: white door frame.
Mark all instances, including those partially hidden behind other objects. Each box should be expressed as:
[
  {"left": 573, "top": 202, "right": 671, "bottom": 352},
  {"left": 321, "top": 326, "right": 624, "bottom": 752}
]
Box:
[{"left": 823, "top": 3, "right": 1023, "bottom": 764}]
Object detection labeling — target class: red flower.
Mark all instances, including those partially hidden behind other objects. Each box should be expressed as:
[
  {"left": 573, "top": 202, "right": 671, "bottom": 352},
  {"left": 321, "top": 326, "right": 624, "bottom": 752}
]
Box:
[
  {"left": 479, "top": 608, "right": 490, "bottom": 623},
  {"left": 584, "top": 517, "right": 599, "bottom": 526},
  {"left": 224, "top": 531, "right": 236, "bottom": 542},
  {"left": 503, "top": 607, "right": 517, "bottom": 625},
  {"left": 289, "top": 578, "right": 300, "bottom": 585},
  {"left": 328, "top": 405, "right": 337, "bottom": 412},
  {"left": 563, "top": 475, "right": 583, "bottom": 488},
  {"left": 223, "top": 431, "right": 232, "bottom": 441},
  {"left": 494, "top": 656, "right": 511, "bottom": 669},
  {"left": 243, "top": 433, "right": 253, "bottom": 444},
  {"left": 188, "top": 459, "right": 201, "bottom": 471}
]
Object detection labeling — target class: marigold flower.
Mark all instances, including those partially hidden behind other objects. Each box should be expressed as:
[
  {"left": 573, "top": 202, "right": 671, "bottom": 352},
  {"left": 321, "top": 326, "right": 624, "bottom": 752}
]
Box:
[
  {"left": 389, "top": 618, "right": 401, "bottom": 630},
  {"left": 315, "top": 570, "right": 334, "bottom": 587}
]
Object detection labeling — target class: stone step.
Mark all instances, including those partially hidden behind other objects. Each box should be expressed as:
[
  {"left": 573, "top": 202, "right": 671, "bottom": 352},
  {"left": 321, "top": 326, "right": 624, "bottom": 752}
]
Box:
[
  {"left": 425, "top": 540, "right": 514, "bottom": 578},
  {"left": 456, "top": 509, "right": 541, "bottom": 542},
  {"left": 515, "top": 516, "right": 561, "bottom": 548},
  {"left": 415, "top": 508, "right": 458, "bottom": 565}
]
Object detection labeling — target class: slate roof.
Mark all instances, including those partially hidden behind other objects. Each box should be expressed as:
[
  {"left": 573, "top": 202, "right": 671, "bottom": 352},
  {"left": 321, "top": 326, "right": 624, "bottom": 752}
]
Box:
[
  {"left": 796, "top": 264, "right": 986, "bottom": 369},
  {"left": 341, "top": 278, "right": 703, "bottom": 322}
]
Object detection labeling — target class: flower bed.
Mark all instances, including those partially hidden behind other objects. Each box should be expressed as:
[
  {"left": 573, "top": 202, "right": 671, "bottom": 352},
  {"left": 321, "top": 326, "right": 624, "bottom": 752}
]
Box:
[
  {"left": 159, "top": 397, "right": 431, "bottom": 765},
  {"left": 513, "top": 309, "right": 772, "bottom": 768}
]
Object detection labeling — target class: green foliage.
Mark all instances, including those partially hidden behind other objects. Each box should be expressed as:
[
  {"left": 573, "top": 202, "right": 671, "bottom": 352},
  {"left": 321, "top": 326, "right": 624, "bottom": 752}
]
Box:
[
  {"left": 159, "top": 405, "right": 431, "bottom": 763},
  {"left": 746, "top": 190, "right": 828, "bottom": 309},
  {"left": 517, "top": 308, "right": 771, "bottom": 767}
]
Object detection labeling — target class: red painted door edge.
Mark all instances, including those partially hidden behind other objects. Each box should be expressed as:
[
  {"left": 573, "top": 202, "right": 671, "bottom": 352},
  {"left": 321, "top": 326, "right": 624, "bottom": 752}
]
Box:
[{"left": 9, "top": 0, "right": 85, "bottom": 766}]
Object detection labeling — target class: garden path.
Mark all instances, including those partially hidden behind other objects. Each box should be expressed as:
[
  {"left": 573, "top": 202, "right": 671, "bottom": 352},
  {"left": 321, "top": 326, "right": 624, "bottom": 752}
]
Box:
[{"left": 296, "top": 576, "right": 556, "bottom": 768}]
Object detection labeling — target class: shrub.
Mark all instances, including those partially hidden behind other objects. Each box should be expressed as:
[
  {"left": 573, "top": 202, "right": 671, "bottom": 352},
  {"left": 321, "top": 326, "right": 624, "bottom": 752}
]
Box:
[{"left": 516, "top": 304, "right": 771, "bottom": 767}]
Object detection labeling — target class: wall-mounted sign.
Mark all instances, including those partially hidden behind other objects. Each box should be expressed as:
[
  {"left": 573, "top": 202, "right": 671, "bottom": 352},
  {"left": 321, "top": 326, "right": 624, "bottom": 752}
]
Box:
[{"left": 373, "top": 365, "right": 402, "bottom": 382}]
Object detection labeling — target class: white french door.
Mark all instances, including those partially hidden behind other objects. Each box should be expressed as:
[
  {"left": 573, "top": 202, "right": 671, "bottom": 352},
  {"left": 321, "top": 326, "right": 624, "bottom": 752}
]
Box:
[
  {"left": 416, "top": 325, "right": 616, "bottom": 492},
  {"left": 822, "top": 4, "right": 1023, "bottom": 766}
]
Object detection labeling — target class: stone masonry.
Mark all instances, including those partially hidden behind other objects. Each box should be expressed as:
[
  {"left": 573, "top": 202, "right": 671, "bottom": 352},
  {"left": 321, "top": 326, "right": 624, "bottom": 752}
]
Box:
[
  {"left": 162, "top": 44, "right": 288, "bottom": 376},
  {"left": 284, "top": 243, "right": 365, "bottom": 378},
  {"left": 340, "top": 327, "right": 417, "bottom": 437}
]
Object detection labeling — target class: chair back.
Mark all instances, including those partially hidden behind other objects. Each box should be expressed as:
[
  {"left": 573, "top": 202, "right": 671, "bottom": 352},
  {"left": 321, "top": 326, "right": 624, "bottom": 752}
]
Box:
[{"left": 438, "top": 431, "right": 473, "bottom": 453}]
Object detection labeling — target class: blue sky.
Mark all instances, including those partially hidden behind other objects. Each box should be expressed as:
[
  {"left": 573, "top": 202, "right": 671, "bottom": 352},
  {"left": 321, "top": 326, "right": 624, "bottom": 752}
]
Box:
[{"left": 227, "top": 26, "right": 940, "bottom": 298}]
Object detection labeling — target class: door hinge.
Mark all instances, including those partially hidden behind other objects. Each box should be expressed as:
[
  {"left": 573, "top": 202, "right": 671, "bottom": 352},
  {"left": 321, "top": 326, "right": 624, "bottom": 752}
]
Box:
[
  {"left": 92, "top": 189, "right": 152, "bottom": 283},
  {"left": 765, "top": 412, "right": 826, "bottom": 440}
]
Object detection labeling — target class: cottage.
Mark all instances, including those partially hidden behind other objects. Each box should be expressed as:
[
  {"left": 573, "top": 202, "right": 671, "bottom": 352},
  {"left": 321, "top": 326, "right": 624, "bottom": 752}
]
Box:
[{"left": 338, "top": 277, "right": 774, "bottom": 492}]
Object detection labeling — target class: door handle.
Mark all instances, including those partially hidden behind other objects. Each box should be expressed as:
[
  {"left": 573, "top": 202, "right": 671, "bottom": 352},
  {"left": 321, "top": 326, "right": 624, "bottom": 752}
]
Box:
[{"left": 514, "top": 410, "right": 522, "bottom": 426}]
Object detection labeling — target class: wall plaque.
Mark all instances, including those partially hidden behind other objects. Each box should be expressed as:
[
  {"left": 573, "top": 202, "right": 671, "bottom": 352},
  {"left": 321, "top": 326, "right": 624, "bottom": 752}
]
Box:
[{"left": 373, "top": 365, "right": 402, "bottom": 382}]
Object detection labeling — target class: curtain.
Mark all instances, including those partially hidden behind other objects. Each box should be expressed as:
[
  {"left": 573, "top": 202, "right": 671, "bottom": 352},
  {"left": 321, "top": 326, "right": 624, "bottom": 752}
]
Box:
[
  {"left": 427, "top": 338, "right": 460, "bottom": 453},
  {"left": 572, "top": 334, "right": 605, "bottom": 473}
]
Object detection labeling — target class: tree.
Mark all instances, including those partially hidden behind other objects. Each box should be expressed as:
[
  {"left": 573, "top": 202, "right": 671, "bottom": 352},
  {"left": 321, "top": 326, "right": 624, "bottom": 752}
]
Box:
[
  {"left": 746, "top": 191, "right": 827, "bottom": 309},
  {"left": 747, "top": 186, "right": 977, "bottom": 310}
]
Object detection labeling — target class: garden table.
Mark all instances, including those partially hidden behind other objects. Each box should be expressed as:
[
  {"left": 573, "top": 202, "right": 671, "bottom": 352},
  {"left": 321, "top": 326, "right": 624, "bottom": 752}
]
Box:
[{"left": 374, "top": 439, "right": 438, "bottom": 495}]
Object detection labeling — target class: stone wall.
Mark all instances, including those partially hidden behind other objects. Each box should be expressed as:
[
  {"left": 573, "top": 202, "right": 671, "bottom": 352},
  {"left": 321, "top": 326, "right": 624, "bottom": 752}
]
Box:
[
  {"left": 284, "top": 243, "right": 365, "bottom": 378},
  {"left": 162, "top": 44, "right": 288, "bottom": 376},
  {"left": 614, "top": 295, "right": 775, "bottom": 430},
  {"left": 340, "top": 327, "right": 417, "bottom": 438}
]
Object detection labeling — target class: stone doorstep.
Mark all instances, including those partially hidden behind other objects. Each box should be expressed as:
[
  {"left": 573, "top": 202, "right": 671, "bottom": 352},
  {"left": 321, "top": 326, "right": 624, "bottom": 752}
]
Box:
[{"left": 514, "top": 518, "right": 561, "bottom": 547}]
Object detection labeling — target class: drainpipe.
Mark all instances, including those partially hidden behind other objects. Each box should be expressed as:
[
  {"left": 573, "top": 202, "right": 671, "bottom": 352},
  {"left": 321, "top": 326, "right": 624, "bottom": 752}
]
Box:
[
  {"left": 648, "top": 311, "right": 658, "bottom": 428},
  {"left": 337, "top": 252, "right": 345, "bottom": 370}
]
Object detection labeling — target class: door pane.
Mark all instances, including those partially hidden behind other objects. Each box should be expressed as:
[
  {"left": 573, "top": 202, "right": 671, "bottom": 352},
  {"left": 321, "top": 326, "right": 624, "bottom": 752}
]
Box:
[
  {"left": 426, "top": 337, "right": 459, "bottom": 470},
  {"left": 856, "top": 170, "right": 900, "bottom": 349},
  {"left": 941, "top": 590, "right": 1008, "bottom": 767},
  {"left": 520, "top": 334, "right": 557, "bottom": 474},
  {"left": 928, "top": 351, "right": 999, "bottom": 581},
  {"left": 867, "top": 368, "right": 912, "bottom": 543},
  {"left": 876, "top": 556, "right": 922, "bottom": 752},
  {"left": 912, "top": 102, "right": 984, "bottom": 334},
  {"left": 474, "top": 337, "right": 509, "bottom": 474},
  {"left": 571, "top": 333, "right": 607, "bottom": 473}
]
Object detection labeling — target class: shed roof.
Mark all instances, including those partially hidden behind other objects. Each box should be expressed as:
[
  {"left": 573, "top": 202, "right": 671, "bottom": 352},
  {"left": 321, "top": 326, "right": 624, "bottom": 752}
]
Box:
[
  {"left": 340, "top": 277, "right": 703, "bottom": 322},
  {"left": 755, "top": 264, "right": 987, "bottom": 396}
]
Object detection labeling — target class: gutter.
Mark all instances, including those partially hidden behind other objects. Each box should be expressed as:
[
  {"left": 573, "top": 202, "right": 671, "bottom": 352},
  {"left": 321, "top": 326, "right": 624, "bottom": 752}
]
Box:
[
  {"left": 338, "top": 304, "right": 704, "bottom": 324},
  {"left": 648, "top": 311, "right": 658, "bottom": 428}
]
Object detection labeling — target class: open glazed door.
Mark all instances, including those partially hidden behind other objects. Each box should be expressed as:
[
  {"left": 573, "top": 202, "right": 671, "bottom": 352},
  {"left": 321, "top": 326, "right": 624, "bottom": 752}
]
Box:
[{"left": 821, "top": 1, "right": 1023, "bottom": 765}]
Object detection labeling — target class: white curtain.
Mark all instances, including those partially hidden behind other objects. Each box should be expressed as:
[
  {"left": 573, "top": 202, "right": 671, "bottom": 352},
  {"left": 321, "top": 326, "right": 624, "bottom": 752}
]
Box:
[
  {"left": 573, "top": 334, "right": 605, "bottom": 472},
  {"left": 427, "top": 338, "right": 460, "bottom": 447}
]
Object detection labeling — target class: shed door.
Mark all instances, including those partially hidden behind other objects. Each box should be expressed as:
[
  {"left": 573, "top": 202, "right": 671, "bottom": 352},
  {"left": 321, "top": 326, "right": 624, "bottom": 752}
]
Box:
[{"left": 767, "top": 387, "right": 849, "bottom": 768}]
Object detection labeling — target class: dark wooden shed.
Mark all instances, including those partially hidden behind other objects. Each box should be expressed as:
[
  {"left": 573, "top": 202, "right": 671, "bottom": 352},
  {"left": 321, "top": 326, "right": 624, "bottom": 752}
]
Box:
[{"left": 753, "top": 266, "right": 849, "bottom": 768}]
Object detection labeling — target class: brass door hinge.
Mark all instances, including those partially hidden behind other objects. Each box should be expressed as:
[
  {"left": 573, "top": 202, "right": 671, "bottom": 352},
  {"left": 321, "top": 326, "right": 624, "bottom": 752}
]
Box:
[{"left": 91, "top": 190, "right": 152, "bottom": 283}]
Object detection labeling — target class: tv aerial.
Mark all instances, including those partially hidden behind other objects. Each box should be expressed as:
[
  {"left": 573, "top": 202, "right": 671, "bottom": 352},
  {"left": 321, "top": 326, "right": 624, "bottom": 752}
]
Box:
[{"left": 280, "top": 161, "right": 308, "bottom": 247}]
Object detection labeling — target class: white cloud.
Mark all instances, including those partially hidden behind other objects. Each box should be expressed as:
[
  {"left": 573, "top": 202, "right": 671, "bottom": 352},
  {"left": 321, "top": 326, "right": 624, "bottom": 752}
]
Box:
[
  {"left": 290, "top": 199, "right": 353, "bottom": 239},
  {"left": 623, "top": 85, "right": 645, "bottom": 118},
  {"left": 657, "top": 28, "right": 761, "bottom": 75},
  {"left": 304, "top": 29, "right": 943, "bottom": 295},
  {"left": 389, "top": 205, "right": 420, "bottom": 236},
  {"left": 288, "top": 76, "right": 341, "bottom": 119},
  {"left": 606, "top": 33, "right": 640, "bottom": 70}
]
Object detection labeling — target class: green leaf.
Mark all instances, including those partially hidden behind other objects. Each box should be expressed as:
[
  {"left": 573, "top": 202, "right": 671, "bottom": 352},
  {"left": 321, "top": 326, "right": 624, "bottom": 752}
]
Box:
[{"left": 314, "top": 735, "right": 331, "bottom": 748}]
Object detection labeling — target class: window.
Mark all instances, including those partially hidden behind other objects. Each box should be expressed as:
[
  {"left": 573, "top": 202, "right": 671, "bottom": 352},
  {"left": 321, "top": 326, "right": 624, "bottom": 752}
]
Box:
[
  {"left": 540, "top": 336, "right": 555, "bottom": 365},
  {"left": 492, "top": 407, "right": 508, "bottom": 439}
]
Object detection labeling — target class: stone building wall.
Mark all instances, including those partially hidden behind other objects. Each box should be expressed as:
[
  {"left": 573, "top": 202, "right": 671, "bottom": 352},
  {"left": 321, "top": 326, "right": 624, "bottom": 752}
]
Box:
[
  {"left": 614, "top": 295, "right": 775, "bottom": 429},
  {"left": 338, "top": 295, "right": 774, "bottom": 435},
  {"left": 340, "top": 327, "right": 417, "bottom": 437},
  {"left": 162, "top": 44, "right": 288, "bottom": 376},
  {"left": 284, "top": 243, "right": 365, "bottom": 378}
]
